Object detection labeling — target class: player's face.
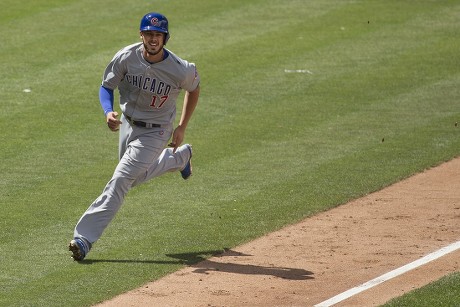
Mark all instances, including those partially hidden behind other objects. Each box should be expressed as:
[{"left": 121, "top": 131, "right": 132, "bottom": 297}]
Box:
[{"left": 141, "top": 31, "right": 165, "bottom": 57}]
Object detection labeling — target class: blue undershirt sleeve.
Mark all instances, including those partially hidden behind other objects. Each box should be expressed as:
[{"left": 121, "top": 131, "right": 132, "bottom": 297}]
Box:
[{"left": 99, "top": 86, "right": 114, "bottom": 116}]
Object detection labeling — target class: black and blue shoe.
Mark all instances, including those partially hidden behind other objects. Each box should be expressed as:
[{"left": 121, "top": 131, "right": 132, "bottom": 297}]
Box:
[{"left": 180, "top": 145, "right": 193, "bottom": 180}]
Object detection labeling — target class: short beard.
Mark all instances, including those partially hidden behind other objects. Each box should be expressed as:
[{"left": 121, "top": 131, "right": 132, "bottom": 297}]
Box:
[{"left": 143, "top": 42, "right": 163, "bottom": 56}]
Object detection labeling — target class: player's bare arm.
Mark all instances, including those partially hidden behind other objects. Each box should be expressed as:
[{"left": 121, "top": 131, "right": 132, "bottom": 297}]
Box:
[{"left": 170, "top": 85, "right": 200, "bottom": 152}]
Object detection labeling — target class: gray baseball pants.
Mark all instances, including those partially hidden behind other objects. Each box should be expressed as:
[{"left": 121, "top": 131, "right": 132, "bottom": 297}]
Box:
[{"left": 73, "top": 114, "right": 191, "bottom": 247}]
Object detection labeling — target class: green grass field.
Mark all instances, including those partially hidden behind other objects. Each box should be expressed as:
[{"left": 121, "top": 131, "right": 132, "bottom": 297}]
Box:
[
  {"left": 1, "top": 0, "right": 459, "bottom": 306},
  {"left": 383, "top": 272, "right": 460, "bottom": 307}
]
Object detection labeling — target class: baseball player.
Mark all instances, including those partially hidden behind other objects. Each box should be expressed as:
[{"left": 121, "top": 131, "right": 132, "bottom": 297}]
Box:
[{"left": 69, "top": 12, "right": 200, "bottom": 261}]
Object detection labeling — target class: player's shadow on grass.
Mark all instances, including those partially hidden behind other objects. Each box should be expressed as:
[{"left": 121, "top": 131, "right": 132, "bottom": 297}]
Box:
[
  {"left": 81, "top": 249, "right": 223, "bottom": 265},
  {"left": 83, "top": 249, "right": 313, "bottom": 281}
]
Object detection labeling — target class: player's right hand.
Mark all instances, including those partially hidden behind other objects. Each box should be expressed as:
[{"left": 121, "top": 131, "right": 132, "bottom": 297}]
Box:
[{"left": 106, "top": 111, "right": 122, "bottom": 132}]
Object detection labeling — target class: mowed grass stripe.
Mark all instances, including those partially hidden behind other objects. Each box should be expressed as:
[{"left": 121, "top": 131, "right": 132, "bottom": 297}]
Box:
[{"left": 194, "top": 1, "right": 459, "bottom": 133}]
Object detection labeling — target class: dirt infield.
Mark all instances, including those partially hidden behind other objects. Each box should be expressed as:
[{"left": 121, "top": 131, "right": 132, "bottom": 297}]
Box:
[{"left": 96, "top": 158, "right": 460, "bottom": 306}]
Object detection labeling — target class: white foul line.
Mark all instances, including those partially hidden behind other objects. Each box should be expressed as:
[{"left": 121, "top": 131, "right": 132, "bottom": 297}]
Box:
[{"left": 314, "top": 240, "right": 460, "bottom": 307}]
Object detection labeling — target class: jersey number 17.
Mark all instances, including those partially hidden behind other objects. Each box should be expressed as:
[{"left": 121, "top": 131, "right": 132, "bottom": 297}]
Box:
[{"left": 150, "top": 95, "right": 168, "bottom": 108}]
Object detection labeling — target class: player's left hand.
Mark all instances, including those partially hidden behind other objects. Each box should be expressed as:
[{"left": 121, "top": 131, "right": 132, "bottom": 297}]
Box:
[{"left": 168, "top": 125, "right": 186, "bottom": 153}]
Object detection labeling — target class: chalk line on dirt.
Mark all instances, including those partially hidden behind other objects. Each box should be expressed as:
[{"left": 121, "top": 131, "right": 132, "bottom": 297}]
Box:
[{"left": 315, "top": 240, "right": 460, "bottom": 307}]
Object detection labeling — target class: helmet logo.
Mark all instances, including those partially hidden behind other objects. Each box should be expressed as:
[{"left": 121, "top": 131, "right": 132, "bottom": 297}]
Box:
[{"left": 150, "top": 17, "right": 160, "bottom": 26}]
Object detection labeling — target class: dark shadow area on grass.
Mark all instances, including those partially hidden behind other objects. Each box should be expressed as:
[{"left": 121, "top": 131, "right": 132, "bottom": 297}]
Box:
[
  {"left": 79, "top": 249, "right": 314, "bottom": 280},
  {"left": 80, "top": 249, "right": 226, "bottom": 265}
]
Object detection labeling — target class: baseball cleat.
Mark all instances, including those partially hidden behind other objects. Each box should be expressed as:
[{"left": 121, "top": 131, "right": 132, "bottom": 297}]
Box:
[
  {"left": 180, "top": 144, "right": 193, "bottom": 180},
  {"left": 69, "top": 239, "right": 87, "bottom": 261}
]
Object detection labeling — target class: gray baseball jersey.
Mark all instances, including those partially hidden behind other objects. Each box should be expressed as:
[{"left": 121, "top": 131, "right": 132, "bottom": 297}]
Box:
[{"left": 102, "top": 42, "right": 200, "bottom": 125}]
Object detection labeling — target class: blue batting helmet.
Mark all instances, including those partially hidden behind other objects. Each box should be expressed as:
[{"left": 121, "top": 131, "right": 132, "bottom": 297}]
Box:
[{"left": 140, "top": 12, "right": 170, "bottom": 44}]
